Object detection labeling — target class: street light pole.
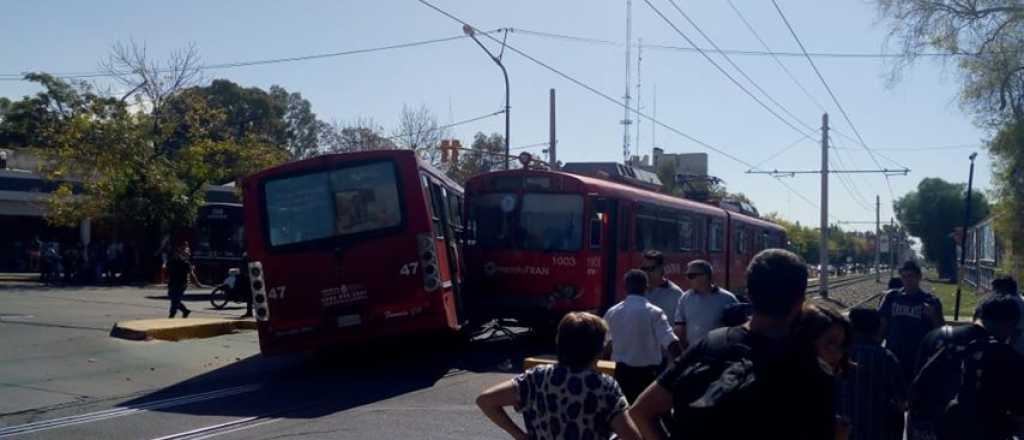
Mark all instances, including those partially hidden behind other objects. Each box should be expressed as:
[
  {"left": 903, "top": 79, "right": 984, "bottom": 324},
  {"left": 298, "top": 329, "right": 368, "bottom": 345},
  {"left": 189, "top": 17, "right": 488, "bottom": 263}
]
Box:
[
  {"left": 954, "top": 152, "right": 979, "bottom": 322},
  {"left": 463, "top": 25, "right": 510, "bottom": 169}
]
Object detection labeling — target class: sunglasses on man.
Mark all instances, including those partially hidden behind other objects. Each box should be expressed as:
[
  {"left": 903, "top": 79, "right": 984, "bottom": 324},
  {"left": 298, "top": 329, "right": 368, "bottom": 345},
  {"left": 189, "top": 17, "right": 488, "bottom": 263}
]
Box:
[{"left": 686, "top": 272, "right": 707, "bottom": 280}]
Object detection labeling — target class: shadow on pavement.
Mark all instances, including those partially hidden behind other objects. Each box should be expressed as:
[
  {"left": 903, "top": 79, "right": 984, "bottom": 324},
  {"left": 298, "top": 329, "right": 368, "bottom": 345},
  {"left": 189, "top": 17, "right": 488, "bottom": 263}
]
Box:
[{"left": 121, "top": 329, "right": 549, "bottom": 420}]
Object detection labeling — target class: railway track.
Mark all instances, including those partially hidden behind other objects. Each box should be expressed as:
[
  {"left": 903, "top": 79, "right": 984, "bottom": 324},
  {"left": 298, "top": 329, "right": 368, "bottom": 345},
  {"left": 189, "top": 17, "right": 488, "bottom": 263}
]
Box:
[{"left": 806, "top": 273, "right": 876, "bottom": 293}]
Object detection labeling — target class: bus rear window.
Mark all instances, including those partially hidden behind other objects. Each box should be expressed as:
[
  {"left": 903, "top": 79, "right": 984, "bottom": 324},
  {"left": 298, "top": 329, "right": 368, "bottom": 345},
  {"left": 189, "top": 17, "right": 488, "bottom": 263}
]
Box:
[{"left": 264, "top": 161, "right": 402, "bottom": 247}]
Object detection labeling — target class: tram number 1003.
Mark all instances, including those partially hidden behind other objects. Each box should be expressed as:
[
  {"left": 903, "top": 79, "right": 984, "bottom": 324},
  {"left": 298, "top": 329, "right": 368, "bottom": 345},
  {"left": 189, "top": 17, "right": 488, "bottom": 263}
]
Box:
[{"left": 552, "top": 256, "right": 577, "bottom": 267}]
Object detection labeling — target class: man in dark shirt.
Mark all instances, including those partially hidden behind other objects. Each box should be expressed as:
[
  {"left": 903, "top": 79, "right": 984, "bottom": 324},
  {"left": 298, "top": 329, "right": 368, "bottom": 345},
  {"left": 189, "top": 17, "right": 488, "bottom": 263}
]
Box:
[
  {"left": 879, "top": 260, "right": 943, "bottom": 383},
  {"left": 909, "top": 294, "right": 1024, "bottom": 440},
  {"left": 167, "top": 242, "right": 202, "bottom": 318},
  {"left": 629, "top": 249, "right": 833, "bottom": 440}
]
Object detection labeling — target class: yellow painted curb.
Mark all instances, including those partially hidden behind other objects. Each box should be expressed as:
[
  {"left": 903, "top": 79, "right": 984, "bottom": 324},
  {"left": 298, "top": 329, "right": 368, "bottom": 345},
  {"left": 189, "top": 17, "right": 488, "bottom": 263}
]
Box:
[
  {"left": 524, "top": 356, "right": 616, "bottom": 375},
  {"left": 110, "top": 318, "right": 257, "bottom": 341}
]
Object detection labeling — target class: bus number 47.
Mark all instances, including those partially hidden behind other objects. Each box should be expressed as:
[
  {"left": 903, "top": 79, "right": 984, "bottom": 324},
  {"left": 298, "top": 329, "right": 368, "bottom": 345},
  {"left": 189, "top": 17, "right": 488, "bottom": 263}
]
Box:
[{"left": 400, "top": 262, "right": 419, "bottom": 276}]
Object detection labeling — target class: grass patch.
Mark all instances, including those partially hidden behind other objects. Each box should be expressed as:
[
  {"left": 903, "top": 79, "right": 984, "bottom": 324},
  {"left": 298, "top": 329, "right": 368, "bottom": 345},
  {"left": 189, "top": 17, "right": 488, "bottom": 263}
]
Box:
[{"left": 923, "top": 272, "right": 980, "bottom": 319}]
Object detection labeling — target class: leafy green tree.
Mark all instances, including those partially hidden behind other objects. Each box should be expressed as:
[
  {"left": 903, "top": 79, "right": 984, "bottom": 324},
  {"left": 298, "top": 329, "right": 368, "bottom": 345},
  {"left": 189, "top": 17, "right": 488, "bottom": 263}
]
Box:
[
  {"left": 445, "top": 132, "right": 505, "bottom": 184},
  {"left": 895, "top": 178, "right": 990, "bottom": 279},
  {"left": 875, "top": 0, "right": 1024, "bottom": 276}
]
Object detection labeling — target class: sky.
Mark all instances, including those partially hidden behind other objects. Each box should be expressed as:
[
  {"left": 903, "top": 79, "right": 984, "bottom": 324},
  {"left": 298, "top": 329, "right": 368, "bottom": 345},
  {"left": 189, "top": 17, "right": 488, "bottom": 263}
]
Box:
[{"left": 0, "top": 0, "right": 994, "bottom": 232}]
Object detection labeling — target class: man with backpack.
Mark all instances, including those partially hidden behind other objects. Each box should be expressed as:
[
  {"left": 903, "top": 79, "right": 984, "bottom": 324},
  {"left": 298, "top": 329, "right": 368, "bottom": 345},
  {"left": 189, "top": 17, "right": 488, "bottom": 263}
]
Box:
[
  {"left": 880, "top": 261, "right": 944, "bottom": 384},
  {"left": 628, "top": 249, "right": 833, "bottom": 440},
  {"left": 907, "top": 294, "right": 1024, "bottom": 440}
]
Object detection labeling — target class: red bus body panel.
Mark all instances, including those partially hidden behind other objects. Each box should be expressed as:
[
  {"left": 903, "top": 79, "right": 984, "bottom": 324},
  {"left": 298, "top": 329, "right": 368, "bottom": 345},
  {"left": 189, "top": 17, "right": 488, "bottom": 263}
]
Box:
[{"left": 243, "top": 150, "right": 464, "bottom": 355}]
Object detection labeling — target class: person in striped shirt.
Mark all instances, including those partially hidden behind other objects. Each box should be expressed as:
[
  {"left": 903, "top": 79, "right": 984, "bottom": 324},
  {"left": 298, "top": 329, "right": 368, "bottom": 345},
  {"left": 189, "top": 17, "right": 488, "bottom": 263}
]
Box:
[{"left": 838, "top": 307, "right": 907, "bottom": 440}]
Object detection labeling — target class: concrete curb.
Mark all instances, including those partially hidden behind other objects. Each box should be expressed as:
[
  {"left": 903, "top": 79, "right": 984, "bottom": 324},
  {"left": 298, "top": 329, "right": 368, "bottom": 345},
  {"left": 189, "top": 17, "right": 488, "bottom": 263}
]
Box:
[
  {"left": 110, "top": 318, "right": 257, "bottom": 341},
  {"left": 524, "top": 356, "right": 616, "bottom": 375}
]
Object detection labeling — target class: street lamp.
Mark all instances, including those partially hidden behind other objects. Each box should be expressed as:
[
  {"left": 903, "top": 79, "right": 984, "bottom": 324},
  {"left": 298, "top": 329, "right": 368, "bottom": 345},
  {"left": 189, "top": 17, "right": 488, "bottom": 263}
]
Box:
[
  {"left": 953, "top": 151, "right": 978, "bottom": 321},
  {"left": 463, "top": 25, "right": 511, "bottom": 170}
]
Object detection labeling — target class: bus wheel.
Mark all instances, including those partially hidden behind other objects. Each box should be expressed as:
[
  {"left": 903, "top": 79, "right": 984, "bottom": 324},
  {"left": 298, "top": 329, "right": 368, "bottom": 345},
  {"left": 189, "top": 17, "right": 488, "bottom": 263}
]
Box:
[{"left": 209, "top": 285, "right": 230, "bottom": 309}]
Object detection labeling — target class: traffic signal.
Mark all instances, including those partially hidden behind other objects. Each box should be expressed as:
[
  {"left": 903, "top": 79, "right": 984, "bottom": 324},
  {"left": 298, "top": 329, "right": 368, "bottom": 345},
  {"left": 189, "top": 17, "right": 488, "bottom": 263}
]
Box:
[
  {"left": 440, "top": 140, "right": 450, "bottom": 162},
  {"left": 450, "top": 140, "right": 461, "bottom": 163}
]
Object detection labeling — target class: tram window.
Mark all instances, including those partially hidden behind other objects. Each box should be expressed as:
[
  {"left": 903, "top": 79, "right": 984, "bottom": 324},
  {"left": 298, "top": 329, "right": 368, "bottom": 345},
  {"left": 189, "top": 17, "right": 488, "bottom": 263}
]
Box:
[
  {"left": 679, "top": 218, "right": 695, "bottom": 251},
  {"left": 589, "top": 213, "right": 602, "bottom": 248},
  {"left": 655, "top": 217, "right": 679, "bottom": 251},
  {"left": 709, "top": 221, "right": 724, "bottom": 252},
  {"left": 635, "top": 214, "right": 657, "bottom": 251},
  {"left": 492, "top": 176, "right": 523, "bottom": 191},
  {"left": 737, "top": 228, "right": 749, "bottom": 254}
]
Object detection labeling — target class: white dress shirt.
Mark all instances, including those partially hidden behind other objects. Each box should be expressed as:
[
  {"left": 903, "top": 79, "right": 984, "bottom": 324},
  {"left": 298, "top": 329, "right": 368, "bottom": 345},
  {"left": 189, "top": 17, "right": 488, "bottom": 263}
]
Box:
[{"left": 603, "top": 294, "right": 678, "bottom": 367}]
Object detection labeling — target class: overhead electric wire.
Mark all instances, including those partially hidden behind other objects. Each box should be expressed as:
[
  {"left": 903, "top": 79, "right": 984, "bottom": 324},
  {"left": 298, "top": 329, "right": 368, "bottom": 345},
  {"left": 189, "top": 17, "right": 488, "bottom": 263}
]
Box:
[
  {"left": 395, "top": 109, "right": 505, "bottom": 143},
  {"left": 725, "top": 0, "right": 828, "bottom": 114},
  {"left": 416, "top": 0, "right": 833, "bottom": 217},
  {"left": 640, "top": 0, "right": 812, "bottom": 139},
  {"left": 752, "top": 135, "right": 812, "bottom": 170},
  {"left": 660, "top": 0, "right": 820, "bottom": 139},
  {"left": 770, "top": 0, "right": 900, "bottom": 206},
  {"left": 504, "top": 28, "right": 962, "bottom": 59},
  {"left": 0, "top": 31, "right": 502, "bottom": 81}
]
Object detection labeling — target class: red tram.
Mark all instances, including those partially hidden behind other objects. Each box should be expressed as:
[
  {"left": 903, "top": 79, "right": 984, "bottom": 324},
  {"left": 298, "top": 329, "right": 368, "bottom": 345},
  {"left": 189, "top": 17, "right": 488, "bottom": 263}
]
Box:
[
  {"left": 463, "top": 168, "right": 786, "bottom": 325},
  {"left": 242, "top": 150, "right": 468, "bottom": 355}
]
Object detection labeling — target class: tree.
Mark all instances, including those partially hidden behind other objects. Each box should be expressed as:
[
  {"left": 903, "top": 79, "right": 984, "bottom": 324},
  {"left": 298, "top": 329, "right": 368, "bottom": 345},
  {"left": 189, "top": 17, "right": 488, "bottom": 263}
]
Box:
[
  {"left": 445, "top": 132, "right": 506, "bottom": 184},
  {"left": 320, "top": 117, "right": 396, "bottom": 153},
  {"left": 875, "top": 0, "right": 1024, "bottom": 276},
  {"left": 895, "top": 178, "right": 990, "bottom": 279},
  {"left": 270, "top": 86, "right": 321, "bottom": 159},
  {"left": 392, "top": 104, "right": 448, "bottom": 165},
  {"left": 0, "top": 73, "right": 105, "bottom": 148}
]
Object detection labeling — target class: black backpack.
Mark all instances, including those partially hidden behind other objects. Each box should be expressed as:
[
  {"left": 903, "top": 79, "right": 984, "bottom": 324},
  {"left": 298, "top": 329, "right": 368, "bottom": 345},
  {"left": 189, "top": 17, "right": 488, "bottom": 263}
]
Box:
[
  {"left": 668, "top": 327, "right": 757, "bottom": 439},
  {"left": 909, "top": 326, "right": 1001, "bottom": 438}
]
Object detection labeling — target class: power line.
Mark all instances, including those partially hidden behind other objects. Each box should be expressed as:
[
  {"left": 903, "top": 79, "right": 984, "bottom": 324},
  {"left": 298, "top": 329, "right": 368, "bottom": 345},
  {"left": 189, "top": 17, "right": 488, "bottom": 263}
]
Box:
[
  {"left": 770, "top": 0, "right": 899, "bottom": 205},
  {"left": 834, "top": 144, "right": 980, "bottom": 152},
  {"left": 504, "top": 27, "right": 961, "bottom": 59},
  {"left": 725, "top": 0, "right": 827, "bottom": 113},
  {"left": 391, "top": 109, "right": 505, "bottom": 142},
  {"left": 640, "top": 0, "right": 812, "bottom": 138},
  {"left": 0, "top": 31, "right": 502, "bottom": 81},
  {"left": 752, "top": 135, "right": 811, "bottom": 170},
  {"left": 661, "top": 0, "right": 819, "bottom": 138},
  {"left": 415, "top": 0, "right": 826, "bottom": 214}
]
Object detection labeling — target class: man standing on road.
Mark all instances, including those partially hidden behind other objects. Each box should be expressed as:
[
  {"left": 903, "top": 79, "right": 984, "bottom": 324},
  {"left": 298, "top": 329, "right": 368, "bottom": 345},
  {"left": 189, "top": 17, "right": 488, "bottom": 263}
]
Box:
[
  {"left": 604, "top": 269, "right": 682, "bottom": 403},
  {"left": 879, "top": 260, "right": 943, "bottom": 383},
  {"left": 167, "top": 242, "right": 203, "bottom": 319},
  {"left": 673, "top": 260, "right": 738, "bottom": 349},
  {"left": 642, "top": 250, "right": 684, "bottom": 328},
  {"left": 629, "top": 249, "right": 833, "bottom": 440}
]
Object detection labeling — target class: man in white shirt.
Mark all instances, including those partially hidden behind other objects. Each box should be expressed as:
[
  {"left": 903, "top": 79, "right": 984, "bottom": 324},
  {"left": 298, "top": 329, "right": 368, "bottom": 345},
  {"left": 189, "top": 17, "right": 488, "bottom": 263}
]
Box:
[
  {"left": 604, "top": 269, "right": 682, "bottom": 403},
  {"left": 642, "top": 250, "right": 685, "bottom": 323},
  {"left": 674, "top": 260, "right": 738, "bottom": 348}
]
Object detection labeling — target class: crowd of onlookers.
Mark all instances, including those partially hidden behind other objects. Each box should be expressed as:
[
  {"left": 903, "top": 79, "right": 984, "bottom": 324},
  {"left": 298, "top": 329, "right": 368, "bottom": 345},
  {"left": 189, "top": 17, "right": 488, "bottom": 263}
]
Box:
[
  {"left": 9, "top": 238, "right": 136, "bottom": 284},
  {"left": 478, "top": 249, "right": 1024, "bottom": 440}
]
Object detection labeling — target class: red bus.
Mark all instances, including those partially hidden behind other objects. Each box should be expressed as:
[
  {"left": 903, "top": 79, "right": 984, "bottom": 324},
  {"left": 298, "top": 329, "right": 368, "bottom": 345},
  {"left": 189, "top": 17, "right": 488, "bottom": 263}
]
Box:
[
  {"left": 241, "top": 150, "right": 468, "bottom": 355},
  {"left": 463, "top": 168, "right": 786, "bottom": 326}
]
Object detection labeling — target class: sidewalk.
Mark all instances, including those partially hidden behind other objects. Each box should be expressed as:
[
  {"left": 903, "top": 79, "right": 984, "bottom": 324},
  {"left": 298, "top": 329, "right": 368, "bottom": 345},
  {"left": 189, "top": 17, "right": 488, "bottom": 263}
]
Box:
[{"left": 0, "top": 272, "right": 41, "bottom": 282}]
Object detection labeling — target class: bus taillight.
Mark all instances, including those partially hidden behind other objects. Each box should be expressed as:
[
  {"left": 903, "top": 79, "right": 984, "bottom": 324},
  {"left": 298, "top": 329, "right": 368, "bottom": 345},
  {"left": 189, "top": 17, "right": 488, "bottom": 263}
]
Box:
[
  {"left": 249, "top": 261, "right": 270, "bottom": 321},
  {"left": 417, "top": 234, "right": 440, "bottom": 292}
]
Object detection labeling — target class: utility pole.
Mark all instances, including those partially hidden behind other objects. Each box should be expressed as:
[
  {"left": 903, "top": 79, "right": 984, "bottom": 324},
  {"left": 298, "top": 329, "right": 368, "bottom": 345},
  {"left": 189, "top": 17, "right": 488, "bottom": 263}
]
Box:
[
  {"left": 889, "top": 217, "right": 895, "bottom": 280},
  {"left": 635, "top": 38, "right": 643, "bottom": 158},
  {"left": 621, "top": 0, "right": 633, "bottom": 164},
  {"left": 746, "top": 112, "right": 911, "bottom": 298},
  {"left": 819, "top": 113, "right": 830, "bottom": 297},
  {"left": 875, "top": 195, "right": 881, "bottom": 282},
  {"left": 954, "top": 152, "right": 979, "bottom": 321},
  {"left": 549, "top": 88, "right": 557, "bottom": 168}
]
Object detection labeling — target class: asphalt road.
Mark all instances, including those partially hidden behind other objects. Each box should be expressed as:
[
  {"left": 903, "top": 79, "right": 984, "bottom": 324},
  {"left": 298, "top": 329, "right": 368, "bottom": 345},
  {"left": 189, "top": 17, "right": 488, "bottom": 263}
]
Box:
[{"left": 0, "top": 282, "right": 535, "bottom": 439}]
